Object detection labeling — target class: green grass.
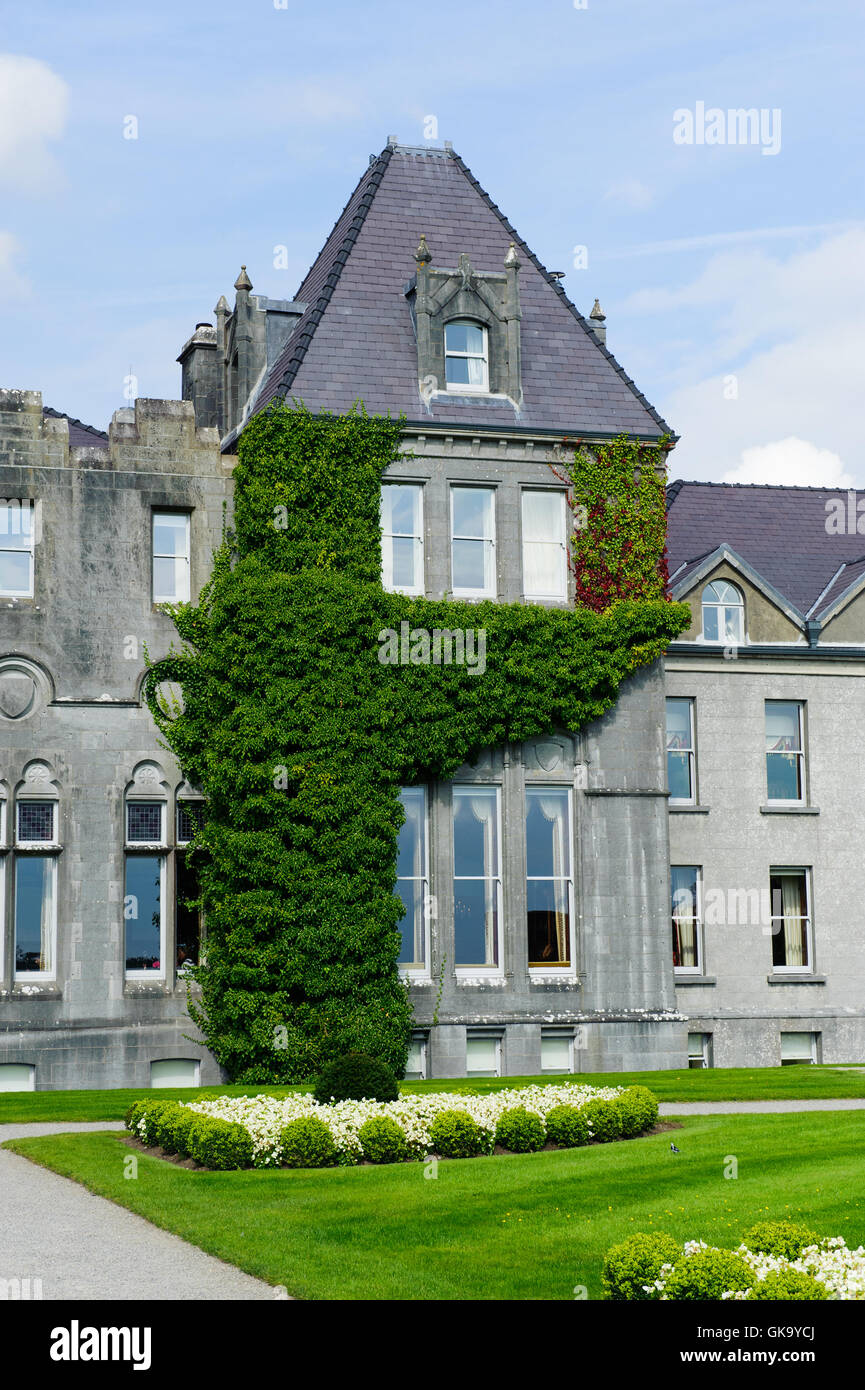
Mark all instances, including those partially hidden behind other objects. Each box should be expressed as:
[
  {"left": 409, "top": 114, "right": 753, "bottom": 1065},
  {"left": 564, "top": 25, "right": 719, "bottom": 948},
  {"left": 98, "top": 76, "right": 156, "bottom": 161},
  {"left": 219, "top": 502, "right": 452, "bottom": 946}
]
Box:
[
  {"left": 7, "top": 1112, "right": 865, "bottom": 1300},
  {"left": 0, "top": 1064, "right": 863, "bottom": 1124}
]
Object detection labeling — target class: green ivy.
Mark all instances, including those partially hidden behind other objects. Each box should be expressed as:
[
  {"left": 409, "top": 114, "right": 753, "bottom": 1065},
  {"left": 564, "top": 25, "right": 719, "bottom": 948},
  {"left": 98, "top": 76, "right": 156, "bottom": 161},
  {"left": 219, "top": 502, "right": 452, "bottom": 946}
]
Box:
[
  {"left": 145, "top": 400, "right": 689, "bottom": 1082},
  {"left": 550, "top": 434, "right": 671, "bottom": 610}
]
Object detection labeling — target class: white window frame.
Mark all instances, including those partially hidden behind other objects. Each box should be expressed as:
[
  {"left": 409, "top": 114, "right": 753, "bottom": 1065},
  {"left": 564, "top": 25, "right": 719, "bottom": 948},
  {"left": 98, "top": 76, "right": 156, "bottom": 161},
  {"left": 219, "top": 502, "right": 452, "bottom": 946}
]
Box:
[
  {"left": 444, "top": 320, "right": 489, "bottom": 393},
  {"left": 453, "top": 784, "right": 504, "bottom": 978},
  {"left": 780, "top": 1031, "right": 818, "bottom": 1066},
  {"left": 381, "top": 483, "right": 424, "bottom": 595},
  {"left": 397, "top": 786, "right": 431, "bottom": 980},
  {"left": 405, "top": 1033, "right": 428, "bottom": 1080},
  {"left": 770, "top": 867, "right": 813, "bottom": 974},
  {"left": 176, "top": 800, "right": 205, "bottom": 847},
  {"left": 521, "top": 489, "right": 568, "bottom": 601},
  {"left": 672, "top": 865, "right": 703, "bottom": 975},
  {"left": 152, "top": 512, "right": 191, "bottom": 604},
  {"left": 0, "top": 500, "right": 36, "bottom": 598},
  {"left": 700, "top": 580, "right": 744, "bottom": 645},
  {"left": 541, "top": 1029, "right": 575, "bottom": 1074},
  {"left": 126, "top": 800, "right": 165, "bottom": 850},
  {"left": 13, "top": 852, "right": 58, "bottom": 982},
  {"left": 124, "top": 851, "right": 167, "bottom": 981},
  {"left": 687, "top": 1032, "right": 712, "bottom": 1069},
  {"left": 450, "top": 486, "right": 496, "bottom": 599},
  {"left": 526, "top": 784, "right": 575, "bottom": 976},
  {"left": 765, "top": 700, "right": 806, "bottom": 806},
  {"left": 666, "top": 697, "right": 696, "bottom": 806},
  {"left": 15, "top": 799, "right": 58, "bottom": 849},
  {"left": 466, "top": 1031, "right": 501, "bottom": 1077}
]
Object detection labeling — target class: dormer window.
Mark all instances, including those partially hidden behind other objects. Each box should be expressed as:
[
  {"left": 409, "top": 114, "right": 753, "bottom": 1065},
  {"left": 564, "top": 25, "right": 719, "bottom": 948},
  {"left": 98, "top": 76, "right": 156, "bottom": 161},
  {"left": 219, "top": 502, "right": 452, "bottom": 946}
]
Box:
[
  {"left": 444, "top": 321, "right": 489, "bottom": 392},
  {"left": 701, "top": 580, "right": 744, "bottom": 644}
]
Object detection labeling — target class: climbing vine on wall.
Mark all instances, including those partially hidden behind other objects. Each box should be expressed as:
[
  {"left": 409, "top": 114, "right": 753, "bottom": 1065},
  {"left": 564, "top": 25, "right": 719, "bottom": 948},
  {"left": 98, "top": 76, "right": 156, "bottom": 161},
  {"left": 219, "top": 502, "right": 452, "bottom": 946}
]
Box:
[
  {"left": 144, "top": 401, "right": 689, "bottom": 1084},
  {"left": 549, "top": 434, "right": 672, "bottom": 611}
]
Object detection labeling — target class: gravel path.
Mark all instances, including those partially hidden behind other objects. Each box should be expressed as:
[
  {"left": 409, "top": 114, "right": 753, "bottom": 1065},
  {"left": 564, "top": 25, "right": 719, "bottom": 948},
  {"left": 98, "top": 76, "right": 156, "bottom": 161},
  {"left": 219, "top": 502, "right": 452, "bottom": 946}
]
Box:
[
  {"left": 660, "top": 1098, "right": 865, "bottom": 1115},
  {"left": 0, "top": 1122, "right": 279, "bottom": 1301}
]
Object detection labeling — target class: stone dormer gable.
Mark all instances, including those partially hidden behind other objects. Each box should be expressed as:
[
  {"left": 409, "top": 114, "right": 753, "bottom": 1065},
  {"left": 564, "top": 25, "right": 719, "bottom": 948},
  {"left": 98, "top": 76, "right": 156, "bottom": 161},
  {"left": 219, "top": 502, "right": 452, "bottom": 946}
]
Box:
[{"left": 407, "top": 238, "right": 522, "bottom": 409}]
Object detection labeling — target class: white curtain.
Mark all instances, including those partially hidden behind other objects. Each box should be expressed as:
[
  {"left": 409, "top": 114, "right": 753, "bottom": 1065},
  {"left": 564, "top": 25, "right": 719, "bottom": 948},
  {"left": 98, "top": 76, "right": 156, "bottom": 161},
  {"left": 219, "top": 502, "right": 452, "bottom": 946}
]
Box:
[
  {"left": 537, "top": 793, "right": 568, "bottom": 959},
  {"left": 469, "top": 793, "right": 498, "bottom": 965},
  {"left": 781, "top": 876, "right": 806, "bottom": 968},
  {"left": 39, "top": 858, "right": 55, "bottom": 974},
  {"left": 523, "top": 493, "right": 565, "bottom": 597}
]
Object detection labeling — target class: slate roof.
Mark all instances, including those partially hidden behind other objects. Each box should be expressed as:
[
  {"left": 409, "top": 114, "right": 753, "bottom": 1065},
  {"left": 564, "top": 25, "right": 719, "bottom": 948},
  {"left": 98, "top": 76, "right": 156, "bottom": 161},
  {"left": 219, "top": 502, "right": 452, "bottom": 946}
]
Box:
[
  {"left": 43, "top": 406, "right": 108, "bottom": 448},
  {"left": 667, "top": 481, "right": 865, "bottom": 621},
  {"left": 252, "top": 143, "right": 671, "bottom": 439}
]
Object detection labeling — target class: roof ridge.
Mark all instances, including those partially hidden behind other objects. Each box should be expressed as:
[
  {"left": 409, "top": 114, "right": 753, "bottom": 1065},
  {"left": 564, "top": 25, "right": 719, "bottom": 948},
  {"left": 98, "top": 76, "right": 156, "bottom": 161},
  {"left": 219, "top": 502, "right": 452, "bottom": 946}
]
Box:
[
  {"left": 449, "top": 150, "right": 675, "bottom": 439},
  {"left": 43, "top": 405, "right": 108, "bottom": 440},
  {"left": 671, "top": 479, "right": 854, "bottom": 493},
  {"left": 269, "top": 146, "right": 394, "bottom": 406}
]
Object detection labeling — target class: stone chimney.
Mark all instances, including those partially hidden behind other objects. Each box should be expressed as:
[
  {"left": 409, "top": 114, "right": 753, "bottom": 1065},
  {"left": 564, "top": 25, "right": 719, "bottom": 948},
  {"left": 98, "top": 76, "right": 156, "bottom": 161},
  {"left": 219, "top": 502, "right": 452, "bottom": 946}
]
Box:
[
  {"left": 177, "top": 323, "right": 219, "bottom": 430},
  {"left": 588, "top": 298, "right": 607, "bottom": 346}
]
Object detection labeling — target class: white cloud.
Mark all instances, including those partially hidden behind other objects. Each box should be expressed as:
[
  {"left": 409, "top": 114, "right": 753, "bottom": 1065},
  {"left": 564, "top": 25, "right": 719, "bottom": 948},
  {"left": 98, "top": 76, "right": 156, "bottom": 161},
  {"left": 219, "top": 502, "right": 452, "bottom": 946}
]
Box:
[
  {"left": 0, "top": 230, "right": 26, "bottom": 298},
  {"left": 634, "top": 230, "right": 865, "bottom": 484},
  {"left": 721, "top": 438, "right": 856, "bottom": 489},
  {"left": 603, "top": 178, "right": 654, "bottom": 210},
  {"left": 0, "top": 54, "right": 68, "bottom": 189}
]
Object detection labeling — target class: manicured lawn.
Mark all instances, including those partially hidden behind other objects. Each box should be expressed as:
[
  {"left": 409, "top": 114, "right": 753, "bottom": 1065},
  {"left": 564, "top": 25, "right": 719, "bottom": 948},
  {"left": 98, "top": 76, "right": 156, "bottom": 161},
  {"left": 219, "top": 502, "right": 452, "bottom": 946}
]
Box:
[
  {"left": 0, "top": 1064, "right": 863, "bottom": 1123},
  {"left": 7, "top": 1111, "right": 865, "bottom": 1300}
]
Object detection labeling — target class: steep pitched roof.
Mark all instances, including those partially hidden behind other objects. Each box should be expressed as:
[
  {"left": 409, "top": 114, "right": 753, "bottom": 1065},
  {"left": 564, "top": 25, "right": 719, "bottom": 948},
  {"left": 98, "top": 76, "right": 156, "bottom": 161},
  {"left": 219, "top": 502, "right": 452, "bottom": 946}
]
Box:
[
  {"left": 43, "top": 406, "right": 108, "bottom": 448},
  {"left": 667, "top": 480, "right": 865, "bottom": 621},
  {"left": 253, "top": 143, "right": 671, "bottom": 438}
]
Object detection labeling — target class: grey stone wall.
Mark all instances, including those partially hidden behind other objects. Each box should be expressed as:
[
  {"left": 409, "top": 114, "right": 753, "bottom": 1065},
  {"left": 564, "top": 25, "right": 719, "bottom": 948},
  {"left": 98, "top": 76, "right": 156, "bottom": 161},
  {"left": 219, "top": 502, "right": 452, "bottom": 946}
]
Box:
[{"left": 0, "top": 395, "right": 686, "bottom": 1088}]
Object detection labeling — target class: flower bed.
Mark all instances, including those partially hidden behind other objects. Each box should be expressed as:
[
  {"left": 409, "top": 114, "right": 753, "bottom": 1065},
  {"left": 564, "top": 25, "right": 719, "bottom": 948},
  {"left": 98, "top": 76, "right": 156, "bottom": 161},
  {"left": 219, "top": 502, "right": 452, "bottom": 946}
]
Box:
[
  {"left": 124, "top": 1081, "right": 659, "bottom": 1170},
  {"left": 602, "top": 1224, "right": 865, "bottom": 1301}
]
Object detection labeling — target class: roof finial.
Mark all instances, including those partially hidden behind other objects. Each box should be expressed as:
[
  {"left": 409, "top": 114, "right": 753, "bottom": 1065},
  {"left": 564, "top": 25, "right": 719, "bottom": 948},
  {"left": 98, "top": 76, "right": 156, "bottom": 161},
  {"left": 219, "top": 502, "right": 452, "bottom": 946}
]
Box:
[
  {"left": 590, "top": 297, "right": 606, "bottom": 322},
  {"left": 414, "top": 234, "right": 432, "bottom": 265},
  {"left": 504, "top": 241, "right": 521, "bottom": 269},
  {"left": 234, "top": 265, "right": 252, "bottom": 292}
]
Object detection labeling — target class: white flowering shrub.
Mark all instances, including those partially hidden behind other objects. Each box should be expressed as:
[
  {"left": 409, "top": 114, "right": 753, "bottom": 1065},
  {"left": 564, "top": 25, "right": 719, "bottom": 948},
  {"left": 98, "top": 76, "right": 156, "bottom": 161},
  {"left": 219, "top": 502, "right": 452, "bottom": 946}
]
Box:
[
  {"left": 130, "top": 1081, "right": 635, "bottom": 1168},
  {"left": 640, "top": 1236, "right": 865, "bottom": 1301}
]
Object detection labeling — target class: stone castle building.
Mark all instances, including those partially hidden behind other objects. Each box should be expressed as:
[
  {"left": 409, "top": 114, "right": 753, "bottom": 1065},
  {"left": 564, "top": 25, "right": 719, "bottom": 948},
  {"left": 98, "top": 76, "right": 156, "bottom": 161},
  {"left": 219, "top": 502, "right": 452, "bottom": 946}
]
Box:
[{"left": 1, "top": 139, "right": 857, "bottom": 1089}]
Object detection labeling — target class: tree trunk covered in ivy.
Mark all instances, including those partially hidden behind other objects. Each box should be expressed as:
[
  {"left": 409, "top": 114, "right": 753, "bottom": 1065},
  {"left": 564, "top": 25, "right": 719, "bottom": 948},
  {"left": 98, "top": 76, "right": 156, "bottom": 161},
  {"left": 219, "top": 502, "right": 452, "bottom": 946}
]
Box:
[{"left": 144, "top": 402, "right": 689, "bottom": 1083}]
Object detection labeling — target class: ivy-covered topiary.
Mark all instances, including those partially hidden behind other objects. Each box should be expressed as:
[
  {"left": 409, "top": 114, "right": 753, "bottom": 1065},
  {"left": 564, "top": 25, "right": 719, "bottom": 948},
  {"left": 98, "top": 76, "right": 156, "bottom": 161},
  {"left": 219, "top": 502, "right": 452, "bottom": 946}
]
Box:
[
  {"left": 602, "top": 1232, "right": 682, "bottom": 1301},
  {"left": 279, "top": 1115, "right": 338, "bottom": 1169},
  {"left": 358, "top": 1115, "right": 408, "bottom": 1164},
  {"left": 145, "top": 401, "right": 689, "bottom": 1082},
  {"left": 313, "top": 1052, "right": 399, "bottom": 1104}
]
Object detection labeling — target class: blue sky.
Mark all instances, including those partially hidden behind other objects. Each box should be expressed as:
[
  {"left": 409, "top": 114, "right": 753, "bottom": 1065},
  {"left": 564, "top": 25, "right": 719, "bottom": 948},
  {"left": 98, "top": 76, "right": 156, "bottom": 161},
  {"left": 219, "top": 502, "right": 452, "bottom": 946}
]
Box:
[{"left": 1, "top": 0, "right": 863, "bottom": 483}]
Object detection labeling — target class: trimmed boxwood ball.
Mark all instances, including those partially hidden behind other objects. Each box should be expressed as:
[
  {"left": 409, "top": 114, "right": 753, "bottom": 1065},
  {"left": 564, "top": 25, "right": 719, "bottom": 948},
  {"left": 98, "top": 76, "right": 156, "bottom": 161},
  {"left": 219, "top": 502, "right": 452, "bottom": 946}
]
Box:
[
  {"left": 428, "top": 1109, "right": 488, "bottom": 1159},
  {"left": 136, "top": 1101, "right": 174, "bottom": 1148},
  {"left": 661, "top": 1248, "right": 752, "bottom": 1301},
  {"left": 280, "top": 1115, "right": 338, "bottom": 1169},
  {"left": 158, "top": 1106, "right": 199, "bottom": 1157},
  {"left": 615, "top": 1086, "right": 659, "bottom": 1137},
  {"left": 313, "top": 1052, "right": 399, "bottom": 1105},
  {"left": 742, "top": 1221, "right": 817, "bottom": 1260},
  {"left": 358, "top": 1115, "right": 408, "bottom": 1164},
  {"left": 602, "top": 1232, "right": 682, "bottom": 1301},
  {"left": 582, "top": 1097, "right": 623, "bottom": 1143},
  {"left": 745, "top": 1269, "right": 827, "bottom": 1301},
  {"left": 495, "top": 1106, "right": 545, "bottom": 1153},
  {"left": 545, "top": 1103, "right": 590, "bottom": 1149},
  {"left": 188, "top": 1115, "right": 254, "bottom": 1170}
]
